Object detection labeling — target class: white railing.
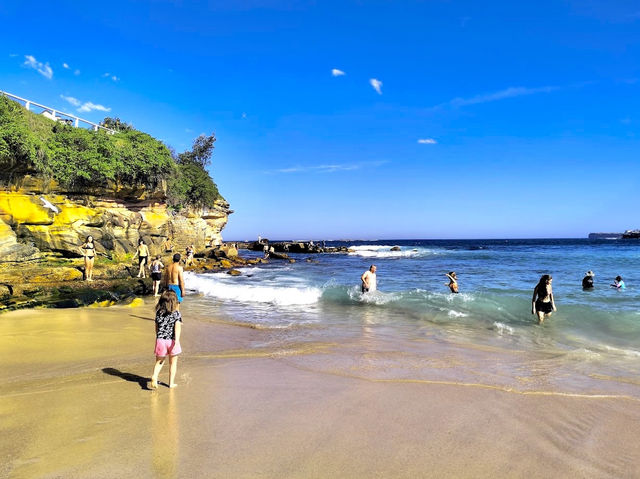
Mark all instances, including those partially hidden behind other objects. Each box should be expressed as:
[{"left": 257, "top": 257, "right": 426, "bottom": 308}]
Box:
[{"left": 0, "top": 90, "right": 116, "bottom": 134}]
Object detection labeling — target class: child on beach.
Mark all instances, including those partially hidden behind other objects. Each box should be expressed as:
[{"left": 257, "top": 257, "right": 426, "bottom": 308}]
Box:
[
  {"left": 151, "top": 290, "right": 182, "bottom": 389},
  {"left": 611, "top": 276, "right": 626, "bottom": 290},
  {"left": 445, "top": 272, "right": 459, "bottom": 293},
  {"left": 150, "top": 256, "right": 164, "bottom": 297}
]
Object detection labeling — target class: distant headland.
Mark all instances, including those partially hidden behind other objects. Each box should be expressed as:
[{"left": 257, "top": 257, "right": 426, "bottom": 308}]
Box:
[{"left": 588, "top": 230, "right": 640, "bottom": 240}]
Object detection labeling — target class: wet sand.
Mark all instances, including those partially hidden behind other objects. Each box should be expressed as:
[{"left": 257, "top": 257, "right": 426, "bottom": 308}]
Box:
[{"left": 3, "top": 303, "right": 640, "bottom": 478}]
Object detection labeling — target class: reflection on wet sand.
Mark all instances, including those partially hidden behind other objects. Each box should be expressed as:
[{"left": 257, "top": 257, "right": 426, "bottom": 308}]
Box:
[{"left": 151, "top": 390, "right": 179, "bottom": 479}]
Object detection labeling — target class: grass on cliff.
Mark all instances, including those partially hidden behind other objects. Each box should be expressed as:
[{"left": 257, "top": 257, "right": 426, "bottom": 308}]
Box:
[{"left": 0, "top": 95, "right": 221, "bottom": 209}]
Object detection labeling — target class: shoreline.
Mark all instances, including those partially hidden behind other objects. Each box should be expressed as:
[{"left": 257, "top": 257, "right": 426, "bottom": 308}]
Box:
[{"left": 4, "top": 303, "right": 640, "bottom": 478}]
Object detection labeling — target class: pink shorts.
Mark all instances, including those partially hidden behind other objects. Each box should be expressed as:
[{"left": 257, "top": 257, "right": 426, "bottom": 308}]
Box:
[{"left": 155, "top": 339, "right": 182, "bottom": 357}]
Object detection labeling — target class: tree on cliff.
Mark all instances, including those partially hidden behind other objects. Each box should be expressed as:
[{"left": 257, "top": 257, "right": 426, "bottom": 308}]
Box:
[
  {"left": 168, "top": 133, "right": 220, "bottom": 211},
  {"left": 177, "top": 133, "right": 216, "bottom": 169},
  {"left": 0, "top": 96, "right": 222, "bottom": 209}
]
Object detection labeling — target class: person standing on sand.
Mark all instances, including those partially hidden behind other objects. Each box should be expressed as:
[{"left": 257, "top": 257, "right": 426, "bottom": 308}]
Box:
[
  {"left": 532, "top": 274, "right": 556, "bottom": 324},
  {"left": 582, "top": 271, "right": 595, "bottom": 290},
  {"left": 150, "top": 256, "right": 164, "bottom": 297},
  {"left": 150, "top": 290, "right": 182, "bottom": 389},
  {"left": 445, "top": 271, "right": 459, "bottom": 293},
  {"left": 134, "top": 238, "right": 150, "bottom": 278},
  {"left": 361, "top": 265, "right": 377, "bottom": 293},
  {"left": 165, "top": 253, "right": 185, "bottom": 306},
  {"left": 80, "top": 235, "right": 96, "bottom": 281}
]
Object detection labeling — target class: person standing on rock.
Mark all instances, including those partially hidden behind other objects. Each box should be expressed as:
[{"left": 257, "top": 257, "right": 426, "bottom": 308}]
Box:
[
  {"left": 361, "top": 265, "right": 377, "bottom": 293},
  {"left": 150, "top": 256, "right": 164, "bottom": 297},
  {"left": 165, "top": 253, "right": 185, "bottom": 306},
  {"left": 185, "top": 245, "right": 195, "bottom": 267},
  {"left": 162, "top": 237, "right": 173, "bottom": 253},
  {"left": 80, "top": 235, "right": 96, "bottom": 281},
  {"left": 134, "top": 238, "right": 150, "bottom": 278}
]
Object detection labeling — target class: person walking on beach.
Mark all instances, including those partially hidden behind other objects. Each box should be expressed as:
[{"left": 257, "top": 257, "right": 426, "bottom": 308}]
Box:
[
  {"left": 134, "top": 239, "right": 149, "bottom": 278},
  {"left": 165, "top": 253, "right": 185, "bottom": 306},
  {"left": 80, "top": 235, "right": 96, "bottom": 281},
  {"left": 532, "top": 274, "right": 556, "bottom": 324},
  {"left": 611, "top": 275, "right": 626, "bottom": 290},
  {"left": 445, "top": 271, "right": 459, "bottom": 293},
  {"left": 361, "top": 265, "right": 377, "bottom": 293},
  {"left": 150, "top": 256, "right": 164, "bottom": 297},
  {"left": 582, "top": 271, "right": 595, "bottom": 290},
  {"left": 150, "top": 290, "right": 182, "bottom": 389}
]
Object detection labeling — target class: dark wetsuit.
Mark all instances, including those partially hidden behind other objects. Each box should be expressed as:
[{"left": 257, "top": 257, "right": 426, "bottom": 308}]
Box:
[{"left": 582, "top": 276, "right": 594, "bottom": 289}]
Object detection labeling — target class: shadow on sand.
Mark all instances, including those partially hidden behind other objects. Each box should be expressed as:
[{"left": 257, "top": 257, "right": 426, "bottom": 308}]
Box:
[{"left": 102, "top": 367, "right": 152, "bottom": 390}]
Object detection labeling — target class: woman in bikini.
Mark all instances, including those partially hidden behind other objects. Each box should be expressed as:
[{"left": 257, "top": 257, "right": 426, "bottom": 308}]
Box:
[
  {"left": 445, "top": 271, "right": 459, "bottom": 293},
  {"left": 80, "top": 235, "right": 96, "bottom": 281},
  {"left": 532, "top": 274, "right": 556, "bottom": 324}
]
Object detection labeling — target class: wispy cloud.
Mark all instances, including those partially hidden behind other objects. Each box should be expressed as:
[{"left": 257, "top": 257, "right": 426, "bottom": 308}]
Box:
[
  {"left": 60, "top": 95, "right": 81, "bottom": 107},
  {"left": 331, "top": 68, "right": 346, "bottom": 77},
  {"left": 60, "top": 94, "right": 111, "bottom": 113},
  {"left": 268, "top": 160, "right": 387, "bottom": 174},
  {"left": 417, "top": 138, "right": 437, "bottom": 144},
  {"left": 370, "top": 78, "right": 383, "bottom": 94},
  {"left": 78, "top": 102, "right": 111, "bottom": 113},
  {"left": 63, "top": 63, "right": 70, "bottom": 69},
  {"left": 102, "top": 72, "right": 119, "bottom": 82},
  {"left": 74, "top": 69, "right": 80, "bottom": 76},
  {"left": 449, "top": 85, "right": 559, "bottom": 107},
  {"left": 23, "top": 55, "right": 53, "bottom": 79}
]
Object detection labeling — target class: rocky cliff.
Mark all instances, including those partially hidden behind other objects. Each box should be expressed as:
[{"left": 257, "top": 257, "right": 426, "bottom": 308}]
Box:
[{"left": 0, "top": 175, "right": 231, "bottom": 262}]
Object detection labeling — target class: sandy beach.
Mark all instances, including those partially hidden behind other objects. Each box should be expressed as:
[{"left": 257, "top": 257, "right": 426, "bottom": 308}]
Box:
[{"left": 3, "top": 302, "right": 640, "bottom": 479}]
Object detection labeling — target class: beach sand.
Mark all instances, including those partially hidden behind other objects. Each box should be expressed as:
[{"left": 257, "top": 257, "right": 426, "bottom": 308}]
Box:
[{"left": 2, "top": 303, "right": 640, "bottom": 478}]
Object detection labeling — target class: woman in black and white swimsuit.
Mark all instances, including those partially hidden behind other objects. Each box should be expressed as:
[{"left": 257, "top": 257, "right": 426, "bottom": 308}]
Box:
[
  {"left": 81, "top": 235, "right": 96, "bottom": 281},
  {"left": 532, "top": 274, "right": 556, "bottom": 324}
]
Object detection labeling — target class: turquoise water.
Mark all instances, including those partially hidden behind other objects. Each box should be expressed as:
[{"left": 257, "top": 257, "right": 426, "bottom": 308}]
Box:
[{"left": 185, "top": 239, "right": 640, "bottom": 397}]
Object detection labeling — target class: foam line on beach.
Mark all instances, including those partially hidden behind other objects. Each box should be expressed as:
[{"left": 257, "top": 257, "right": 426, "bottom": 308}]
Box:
[{"left": 282, "top": 363, "right": 640, "bottom": 402}]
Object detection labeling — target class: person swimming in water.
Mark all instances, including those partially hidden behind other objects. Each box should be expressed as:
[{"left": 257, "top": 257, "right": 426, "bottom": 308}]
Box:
[
  {"left": 445, "top": 271, "right": 459, "bottom": 293},
  {"left": 532, "top": 274, "right": 556, "bottom": 324},
  {"left": 611, "top": 275, "right": 626, "bottom": 290}
]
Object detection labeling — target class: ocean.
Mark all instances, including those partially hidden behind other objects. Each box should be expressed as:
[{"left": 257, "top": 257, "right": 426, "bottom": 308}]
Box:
[{"left": 184, "top": 239, "right": 640, "bottom": 398}]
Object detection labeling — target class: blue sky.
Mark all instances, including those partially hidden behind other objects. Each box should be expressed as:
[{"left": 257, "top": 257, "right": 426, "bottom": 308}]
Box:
[{"left": 2, "top": 1, "right": 639, "bottom": 240}]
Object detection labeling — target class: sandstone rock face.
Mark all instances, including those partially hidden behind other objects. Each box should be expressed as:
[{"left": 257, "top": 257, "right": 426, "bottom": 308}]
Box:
[{"left": 0, "top": 178, "right": 230, "bottom": 262}]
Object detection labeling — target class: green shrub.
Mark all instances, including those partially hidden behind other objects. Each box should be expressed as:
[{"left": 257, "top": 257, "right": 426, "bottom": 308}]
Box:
[{"left": 0, "top": 96, "right": 222, "bottom": 208}]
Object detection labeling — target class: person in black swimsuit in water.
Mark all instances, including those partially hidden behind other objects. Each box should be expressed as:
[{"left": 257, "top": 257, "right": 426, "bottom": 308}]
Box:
[{"left": 532, "top": 274, "right": 556, "bottom": 324}]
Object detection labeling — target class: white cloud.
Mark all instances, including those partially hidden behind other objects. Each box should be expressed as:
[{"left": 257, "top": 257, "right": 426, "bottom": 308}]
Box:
[
  {"left": 74, "top": 69, "right": 80, "bottom": 76},
  {"left": 23, "top": 55, "right": 53, "bottom": 79},
  {"left": 78, "top": 102, "right": 111, "bottom": 113},
  {"left": 370, "top": 78, "right": 383, "bottom": 95},
  {"left": 63, "top": 63, "right": 70, "bottom": 69},
  {"left": 331, "top": 68, "right": 346, "bottom": 77},
  {"left": 269, "top": 160, "right": 387, "bottom": 174},
  {"left": 417, "top": 138, "right": 437, "bottom": 144},
  {"left": 449, "top": 85, "right": 558, "bottom": 107},
  {"left": 60, "top": 95, "right": 81, "bottom": 107},
  {"left": 102, "top": 72, "right": 119, "bottom": 81}
]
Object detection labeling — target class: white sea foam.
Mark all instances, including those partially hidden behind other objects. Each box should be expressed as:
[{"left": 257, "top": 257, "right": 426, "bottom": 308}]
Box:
[
  {"left": 492, "top": 321, "right": 514, "bottom": 335},
  {"left": 186, "top": 272, "right": 322, "bottom": 306},
  {"left": 348, "top": 244, "right": 432, "bottom": 259},
  {"left": 448, "top": 310, "right": 468, "bottom": 318}
]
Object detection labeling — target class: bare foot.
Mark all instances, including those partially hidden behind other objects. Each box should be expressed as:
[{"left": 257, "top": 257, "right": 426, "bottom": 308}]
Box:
[
  {"left": 169, "top": 383, "right": 178, "bottom": 388},
  {"left": 150, "top": 379, "right": 158, "bottom": 389}
]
